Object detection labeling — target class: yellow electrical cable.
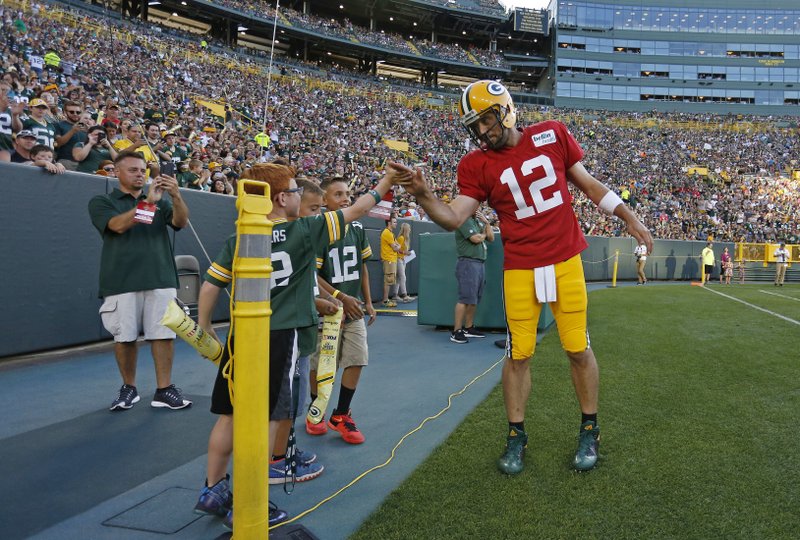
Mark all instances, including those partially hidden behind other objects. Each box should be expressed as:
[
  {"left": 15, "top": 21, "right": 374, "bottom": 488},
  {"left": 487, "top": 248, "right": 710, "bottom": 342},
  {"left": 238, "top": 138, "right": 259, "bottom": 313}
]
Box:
[{"left": 270, "top": 353, "right": 506, "bottom": 530}]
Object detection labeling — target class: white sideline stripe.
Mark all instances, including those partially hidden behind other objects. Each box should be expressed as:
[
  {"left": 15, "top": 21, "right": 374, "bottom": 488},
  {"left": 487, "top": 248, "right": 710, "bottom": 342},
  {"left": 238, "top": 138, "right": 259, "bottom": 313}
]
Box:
[
  {"left": 759, "top": 289, "right": 800, "bottom": 303},
  {"left": 704, "top": 287, "right": 800, "bottom": 326}
]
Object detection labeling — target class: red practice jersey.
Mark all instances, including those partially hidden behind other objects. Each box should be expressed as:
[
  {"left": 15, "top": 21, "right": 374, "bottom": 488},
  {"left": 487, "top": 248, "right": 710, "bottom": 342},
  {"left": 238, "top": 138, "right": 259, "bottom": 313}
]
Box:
[{"left": 457, "top": 120, "right": 589, "bottom": 269}]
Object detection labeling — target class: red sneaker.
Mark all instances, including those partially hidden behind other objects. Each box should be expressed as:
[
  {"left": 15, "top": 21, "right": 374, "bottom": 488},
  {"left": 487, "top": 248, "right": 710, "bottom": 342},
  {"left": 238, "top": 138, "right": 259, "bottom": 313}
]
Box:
[
  {"left": 327, "top": 410, "right": 365, "bottom": 444},
  {"left": 306, "top": 416, "right": 328, "bottom": 436}
]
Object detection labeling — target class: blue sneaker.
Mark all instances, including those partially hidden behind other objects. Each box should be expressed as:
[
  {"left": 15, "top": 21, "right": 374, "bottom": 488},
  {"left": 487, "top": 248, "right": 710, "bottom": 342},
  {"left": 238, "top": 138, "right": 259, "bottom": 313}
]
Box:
[
  {"left": 573, "top": 421, "right": 600, "bottom": 471},
  {"left": 222, "top": 502, "right": 288, "bottom": 530},
  {"left": 269, "top": 457, "right": 324, "bottom": 484},
  {"left": 193, "top": 475, "right": 232, "bottom": 516},
  {"left": 295, "top": 448, "right": 317, "bottom": 465}
]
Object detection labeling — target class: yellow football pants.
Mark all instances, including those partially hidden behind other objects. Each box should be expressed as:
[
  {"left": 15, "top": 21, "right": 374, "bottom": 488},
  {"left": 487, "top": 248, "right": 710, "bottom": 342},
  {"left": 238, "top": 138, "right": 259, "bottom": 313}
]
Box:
[{"left": 503, "top": 254, "right": 589, "bottom": 361}]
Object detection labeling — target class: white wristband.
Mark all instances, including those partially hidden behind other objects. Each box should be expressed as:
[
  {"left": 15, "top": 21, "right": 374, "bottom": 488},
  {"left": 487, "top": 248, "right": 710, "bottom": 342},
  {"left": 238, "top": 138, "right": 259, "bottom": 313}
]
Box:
[{"left": 598, "top": 191, "right": 623, "bottom": 215}]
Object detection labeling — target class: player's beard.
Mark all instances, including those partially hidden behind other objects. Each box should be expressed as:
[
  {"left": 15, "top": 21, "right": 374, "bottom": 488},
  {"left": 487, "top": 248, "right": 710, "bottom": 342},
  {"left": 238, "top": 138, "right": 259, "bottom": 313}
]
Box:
[{"left": 479, "top": 127, "right": 509, "bottom": 151}]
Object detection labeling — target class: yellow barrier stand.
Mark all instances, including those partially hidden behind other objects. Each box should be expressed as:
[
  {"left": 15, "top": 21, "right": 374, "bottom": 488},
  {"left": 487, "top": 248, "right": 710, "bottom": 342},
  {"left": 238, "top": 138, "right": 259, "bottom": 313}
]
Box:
[
  {"left": 611, "top": 250, "right": 619, "bottom": 287},
  {"left": 231, "top": 180, "right": 273, "bottom": 539}
]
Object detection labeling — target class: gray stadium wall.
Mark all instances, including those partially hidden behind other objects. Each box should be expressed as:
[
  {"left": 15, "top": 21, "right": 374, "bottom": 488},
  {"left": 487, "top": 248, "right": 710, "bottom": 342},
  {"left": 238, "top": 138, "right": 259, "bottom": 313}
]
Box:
[
  {"left": 1, "top": 163, "right": 731, "bottom": 357},
  {"left": 1, "top": 163, "right": 237, "bottom": 358}
]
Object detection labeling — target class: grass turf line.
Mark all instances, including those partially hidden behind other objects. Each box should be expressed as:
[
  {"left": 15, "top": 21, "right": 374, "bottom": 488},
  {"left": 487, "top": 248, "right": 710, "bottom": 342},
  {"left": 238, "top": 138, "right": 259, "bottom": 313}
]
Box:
[{"left": 352, "top": 285, "right": 799, "bottom": 540}]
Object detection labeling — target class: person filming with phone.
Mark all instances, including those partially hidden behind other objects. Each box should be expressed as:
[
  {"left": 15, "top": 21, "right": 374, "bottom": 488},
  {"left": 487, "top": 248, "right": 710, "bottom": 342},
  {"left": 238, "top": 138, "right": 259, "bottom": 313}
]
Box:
[
  {"left": 73, "top": 125, "right": 118, "bottom": 174},
  {"left": 88, "top": 152, "right": 191, "bottom": 411}
]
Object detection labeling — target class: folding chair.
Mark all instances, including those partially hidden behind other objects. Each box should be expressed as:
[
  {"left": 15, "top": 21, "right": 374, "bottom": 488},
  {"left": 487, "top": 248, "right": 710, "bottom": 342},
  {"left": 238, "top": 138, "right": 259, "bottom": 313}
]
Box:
[{"left": 175, "top": 255, "right": 201, "bottom": 318}]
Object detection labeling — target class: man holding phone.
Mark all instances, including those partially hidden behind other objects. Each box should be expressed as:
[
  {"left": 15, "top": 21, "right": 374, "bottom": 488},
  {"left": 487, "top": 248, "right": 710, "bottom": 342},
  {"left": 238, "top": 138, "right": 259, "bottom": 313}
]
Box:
[
  {"left": 161, "top": 161, "right": 176, "bottom": 176},
  {"left": 54, "top": 100, "right": 89, "bottom": 170},
  {"left": 73, "top": 125, "right": 118, "bottom": 174},
  {"left": 88, "top": 153, "right": 191, "bottom": 411}
]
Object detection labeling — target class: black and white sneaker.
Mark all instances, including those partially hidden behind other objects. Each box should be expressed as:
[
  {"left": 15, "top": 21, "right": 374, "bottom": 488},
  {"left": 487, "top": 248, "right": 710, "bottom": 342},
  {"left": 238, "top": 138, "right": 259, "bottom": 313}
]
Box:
[
  {"left": 463, "top": 327, "right": 486, "bottom": 339},
  {"left": 450, "top": 329, "right": 469, "bottom": 344},
  {"left": 110, "top": 384, "right": 140, "bottom": 411},
  {"left": 151, "top": 384, "right": 192, "bottom": 409}
]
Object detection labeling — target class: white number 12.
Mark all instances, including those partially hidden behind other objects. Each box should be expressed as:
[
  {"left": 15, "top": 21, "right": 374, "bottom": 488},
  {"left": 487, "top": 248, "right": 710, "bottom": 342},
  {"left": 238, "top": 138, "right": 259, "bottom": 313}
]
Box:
[
  {"left": 499, "top": 155, "right": 563, "bottom": 219},
  {"left": 327, "top": 246, "right": 360, "bottom": 284}
]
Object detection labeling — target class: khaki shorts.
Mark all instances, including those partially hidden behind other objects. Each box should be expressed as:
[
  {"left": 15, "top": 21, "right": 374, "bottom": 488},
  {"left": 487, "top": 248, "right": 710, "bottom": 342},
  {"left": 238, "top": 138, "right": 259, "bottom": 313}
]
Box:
[
  {"left": 310, "top": 317, "right": 368, "bottom": 370},
  {"left": 99, "top": 288, "right": 177, "bottom": 342},
  {"left": 383, "top": 261, "right": 397, "bottom": 285}
]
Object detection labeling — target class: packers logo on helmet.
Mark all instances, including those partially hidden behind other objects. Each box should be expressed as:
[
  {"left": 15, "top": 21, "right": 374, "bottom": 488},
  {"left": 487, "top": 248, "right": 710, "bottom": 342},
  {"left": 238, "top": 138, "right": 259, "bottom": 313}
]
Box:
[{"left": 458, "top": 80, "right": 517, "bottom": 149}]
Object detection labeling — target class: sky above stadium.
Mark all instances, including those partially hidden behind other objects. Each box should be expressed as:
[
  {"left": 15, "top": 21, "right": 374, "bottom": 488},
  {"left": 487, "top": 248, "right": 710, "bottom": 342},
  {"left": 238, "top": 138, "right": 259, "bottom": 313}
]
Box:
[{"left": 500, "top": 0, "right": 551, "bottom": 10}]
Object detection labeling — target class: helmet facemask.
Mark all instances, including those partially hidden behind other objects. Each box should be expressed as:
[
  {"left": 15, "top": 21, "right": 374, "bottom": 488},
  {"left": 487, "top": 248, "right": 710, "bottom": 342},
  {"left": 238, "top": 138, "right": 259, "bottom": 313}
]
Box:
[{"left": 464, "top": 105, "right": 511, "bottom": 151}]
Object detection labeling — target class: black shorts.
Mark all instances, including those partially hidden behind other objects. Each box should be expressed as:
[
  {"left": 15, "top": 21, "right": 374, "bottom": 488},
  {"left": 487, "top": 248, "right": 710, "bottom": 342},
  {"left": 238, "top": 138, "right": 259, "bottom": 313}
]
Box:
[
  {"left": 210, "top": 328, "right": 297, "bottom": 416},
  {"left": 704, "top": 264, "right": 714, "bottom": 275}
]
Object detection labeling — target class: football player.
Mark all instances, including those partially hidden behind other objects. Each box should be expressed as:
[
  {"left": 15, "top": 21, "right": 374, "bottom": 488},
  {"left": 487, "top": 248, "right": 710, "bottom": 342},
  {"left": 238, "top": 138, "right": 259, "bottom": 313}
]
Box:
[{"left": 393, "top": 80, "right": 653, "bottom": 474}]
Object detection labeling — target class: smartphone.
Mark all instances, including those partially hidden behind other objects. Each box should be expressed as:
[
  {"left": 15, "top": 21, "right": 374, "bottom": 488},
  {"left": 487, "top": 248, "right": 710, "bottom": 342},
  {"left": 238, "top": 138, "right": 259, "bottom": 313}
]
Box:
[{"left": 161, "top": 161, "right": 176, "bottom": 176}]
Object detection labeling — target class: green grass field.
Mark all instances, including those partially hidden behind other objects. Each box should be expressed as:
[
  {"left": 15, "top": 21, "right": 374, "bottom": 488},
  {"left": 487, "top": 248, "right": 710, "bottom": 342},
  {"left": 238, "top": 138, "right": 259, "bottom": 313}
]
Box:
[{"left": 353, "top": 284, "right": 800, "bottom": 540}]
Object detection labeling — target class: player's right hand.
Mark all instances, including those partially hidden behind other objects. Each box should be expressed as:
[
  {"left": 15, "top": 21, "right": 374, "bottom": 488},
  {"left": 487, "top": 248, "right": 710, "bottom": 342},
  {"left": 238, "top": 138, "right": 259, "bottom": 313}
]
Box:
[
  {"left": 394, "top": 165, "right": 430, "bottom": 198},
  {"left": 385, "top": 162, "right": 414, "bottom": 186}
]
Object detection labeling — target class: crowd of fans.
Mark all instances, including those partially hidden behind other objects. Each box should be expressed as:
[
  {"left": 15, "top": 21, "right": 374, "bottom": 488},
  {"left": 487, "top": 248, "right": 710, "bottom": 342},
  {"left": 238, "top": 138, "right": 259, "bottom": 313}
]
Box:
[
  {"left": 567, "top": 116, "right": 800, "bottom": 244},
  {"left": 208, "top": 0, "right": 509, "bottom": 67},
  {"left": 423, "top": 0, "right": 508, "bottom": 17},
  {"left": 2, "top": 2, "right": 799, "bottom": 244}
]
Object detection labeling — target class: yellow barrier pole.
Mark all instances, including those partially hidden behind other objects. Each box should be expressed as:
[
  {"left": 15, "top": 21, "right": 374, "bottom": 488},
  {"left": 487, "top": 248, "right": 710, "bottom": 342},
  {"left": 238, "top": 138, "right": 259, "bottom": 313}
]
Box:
[
  {"left": 232, "top": 180, "right": 273, "bottom": 539},
  {"left": 611, "top": 249, "right": 619, "bottom": 288}
]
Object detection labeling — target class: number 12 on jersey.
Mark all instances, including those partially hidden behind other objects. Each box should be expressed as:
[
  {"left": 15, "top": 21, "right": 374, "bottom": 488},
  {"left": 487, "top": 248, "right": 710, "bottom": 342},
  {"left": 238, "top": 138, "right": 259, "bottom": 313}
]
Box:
[
  {"left": 499, "top": 155, "right": 564, "bottom": 220},
  {"left": 327, "top": 246, "right": 360, "bottom": 284}
]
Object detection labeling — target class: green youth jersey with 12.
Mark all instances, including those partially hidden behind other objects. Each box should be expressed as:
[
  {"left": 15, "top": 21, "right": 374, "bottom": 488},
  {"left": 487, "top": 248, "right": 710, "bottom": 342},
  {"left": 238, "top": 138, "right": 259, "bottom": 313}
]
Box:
[{"left": 318, "top": 221, "right": 372, "bottom": 299}]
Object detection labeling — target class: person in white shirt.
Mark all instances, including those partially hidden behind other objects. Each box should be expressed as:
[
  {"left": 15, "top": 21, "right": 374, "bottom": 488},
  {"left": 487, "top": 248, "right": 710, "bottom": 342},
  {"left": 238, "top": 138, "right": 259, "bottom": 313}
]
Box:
[
  {"left": 774, "top": 242, "right": 790, "bottom": 286},
  {"left": 634, "top": 243, "right": 648, "bottom": 285}
]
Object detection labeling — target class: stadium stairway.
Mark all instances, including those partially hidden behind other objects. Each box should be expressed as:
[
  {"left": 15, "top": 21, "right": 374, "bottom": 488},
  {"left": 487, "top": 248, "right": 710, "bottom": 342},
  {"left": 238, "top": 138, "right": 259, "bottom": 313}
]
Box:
[
  {"left": 0, "top": 301, "right": 510, "bottom": 540},
  {"left": 466, "top": 50, "right": 481, "bottom": 65}
]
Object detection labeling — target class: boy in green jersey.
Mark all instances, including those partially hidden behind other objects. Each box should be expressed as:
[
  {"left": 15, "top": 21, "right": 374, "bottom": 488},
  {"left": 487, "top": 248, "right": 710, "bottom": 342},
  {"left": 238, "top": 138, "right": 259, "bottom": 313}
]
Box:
[
  {"left": 269, "top": 179, "right": 340, "bottom": 484},
  {"left": 194, "top": 163, "right": 407, "bottom": 530},
  {"left": 307, "top": 177, "right": 377, "bottom": 444}
]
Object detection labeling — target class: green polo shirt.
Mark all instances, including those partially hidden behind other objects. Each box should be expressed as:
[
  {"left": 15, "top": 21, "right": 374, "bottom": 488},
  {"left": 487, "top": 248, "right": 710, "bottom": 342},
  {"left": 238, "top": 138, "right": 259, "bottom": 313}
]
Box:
[
  {"left": 455, "top": 217, "right": 487, "bottom": 261},
  {"left": 88, "top": 188, "right": 180, "bottom": 297}
]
